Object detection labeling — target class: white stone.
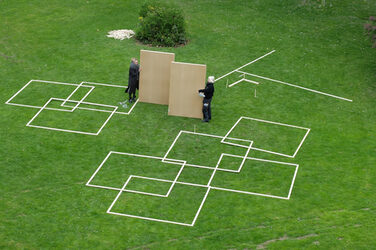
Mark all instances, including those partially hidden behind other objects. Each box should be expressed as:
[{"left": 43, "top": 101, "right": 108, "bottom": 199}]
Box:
[{"left": 106, "top": 29, "right": 135, "bottom": 40}]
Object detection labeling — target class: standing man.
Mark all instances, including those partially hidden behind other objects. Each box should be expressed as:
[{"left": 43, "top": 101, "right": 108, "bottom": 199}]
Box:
[
  {"left": 127, "top": 57, "right": 140, "bottom": 103},
  {"left": 198, "top": 76, "right": 215, "bottom": 122}
]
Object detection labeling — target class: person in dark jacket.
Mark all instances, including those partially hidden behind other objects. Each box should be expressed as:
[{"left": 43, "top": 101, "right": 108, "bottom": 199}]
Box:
[
  {"left": 127, "top": 58, "right": 140, "bottom": 103},
  {"left": 198, "top": 76, "right": 215, "bottom": 122}
]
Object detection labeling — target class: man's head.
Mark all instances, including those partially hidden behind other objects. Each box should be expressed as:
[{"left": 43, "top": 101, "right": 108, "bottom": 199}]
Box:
[
  {"left": 208, "top": 76, "right": 215, "bottom": 83},
  {"left": 131, "top": 58, "right": 138, "bottom": 64}
]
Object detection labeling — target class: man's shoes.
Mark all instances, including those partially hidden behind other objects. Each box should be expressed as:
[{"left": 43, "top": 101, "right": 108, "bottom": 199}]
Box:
[
  {"left": 202, "top": 119, "right": 209, "bottom": 122},
  {"left": 129, "top": 99, "right": 133, "bottom": 103}
]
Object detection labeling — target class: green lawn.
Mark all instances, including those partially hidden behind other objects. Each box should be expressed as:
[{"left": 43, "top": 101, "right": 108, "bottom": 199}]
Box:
[{"left": 1, "top": 0, "right": 376, "bottom": 249}]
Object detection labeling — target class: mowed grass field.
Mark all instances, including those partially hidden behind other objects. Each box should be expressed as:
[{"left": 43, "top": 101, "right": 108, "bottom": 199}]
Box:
[{"left": 1, "top": 0, "right": 376, "bottom": 248}]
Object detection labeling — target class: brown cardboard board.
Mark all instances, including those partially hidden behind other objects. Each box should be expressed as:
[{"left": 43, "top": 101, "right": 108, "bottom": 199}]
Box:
[
  {"left": 139, "top": 50, "right": 175, "bottom": 105},
  {"left": 168, "top": 62, "right": 206, "bottom": 119}
]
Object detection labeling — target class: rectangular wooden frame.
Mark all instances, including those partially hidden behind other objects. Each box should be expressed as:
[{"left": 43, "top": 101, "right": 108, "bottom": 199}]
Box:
[
  {"left": 168, "top": 62, "right": 206, "bottom": 119},
  {"left": 139, "top": 50, "right": 175, "bottom": 105}
]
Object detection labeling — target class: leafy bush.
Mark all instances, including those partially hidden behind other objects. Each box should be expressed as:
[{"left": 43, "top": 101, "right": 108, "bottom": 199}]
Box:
[
  {"left": 364, "top": 16, "right": 376, "bottom": 48},
  {"left": 135, "top": 1, "right": 187, "bottom": 47}
]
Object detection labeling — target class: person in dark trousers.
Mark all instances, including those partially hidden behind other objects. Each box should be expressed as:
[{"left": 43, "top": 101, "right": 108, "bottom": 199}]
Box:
[
  {"left": 198, "top": 76, "right": 215, "bottom": 122},
  {"left": 127, "top": 58, "right": 140, "bottom": 103}
]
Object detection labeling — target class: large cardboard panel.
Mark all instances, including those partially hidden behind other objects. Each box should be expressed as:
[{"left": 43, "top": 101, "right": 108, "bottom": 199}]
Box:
[
  {"left": 168, "top": 62, "right": 206, "bottom": 119},
  {"left": 139, "top": 50, "right": 175, "bottom": 105}
]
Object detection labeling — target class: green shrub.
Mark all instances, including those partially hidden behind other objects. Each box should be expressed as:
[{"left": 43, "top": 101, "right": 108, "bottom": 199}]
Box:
[{"left": 135, "top": 1, "right": 187, "bottom": 47}]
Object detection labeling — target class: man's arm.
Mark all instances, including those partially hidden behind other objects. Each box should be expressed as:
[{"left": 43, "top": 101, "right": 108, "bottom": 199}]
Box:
[{"left": 198, "top": 84, "right": 208, "bottom": 93}]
